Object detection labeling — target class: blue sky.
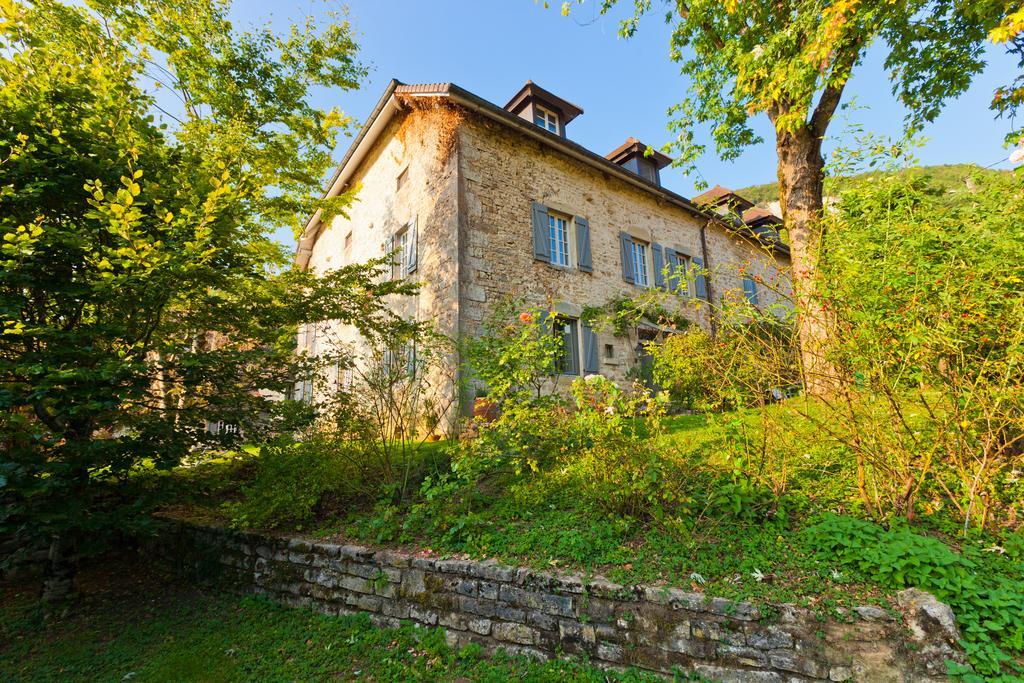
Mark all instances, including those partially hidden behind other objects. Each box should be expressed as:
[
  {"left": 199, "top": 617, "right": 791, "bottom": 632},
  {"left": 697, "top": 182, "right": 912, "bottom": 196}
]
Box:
[{"left": 228, "top": 1, "right": 1016, "bottom": 246}]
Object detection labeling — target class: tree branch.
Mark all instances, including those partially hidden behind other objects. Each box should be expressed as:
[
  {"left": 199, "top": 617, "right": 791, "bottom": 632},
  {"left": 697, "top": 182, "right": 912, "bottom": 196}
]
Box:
[{"left": 679, "top": 1, "right": 725, "bottom": 50}]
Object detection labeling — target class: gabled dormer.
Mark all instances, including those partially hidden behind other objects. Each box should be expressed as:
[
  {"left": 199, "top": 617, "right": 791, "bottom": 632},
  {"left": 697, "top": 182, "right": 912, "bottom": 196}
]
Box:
[
  {"left": 606, "top": 138, "right": 672, "bottom": 186},
  {"left": 504, "top": 81, "right": 583, "bottom": 139}
]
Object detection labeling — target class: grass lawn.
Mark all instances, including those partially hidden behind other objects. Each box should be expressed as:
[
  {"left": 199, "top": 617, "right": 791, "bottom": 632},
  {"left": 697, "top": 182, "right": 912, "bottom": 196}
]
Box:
[
  {"left": 149, "top": 403, "right": 1024, "bottom": 678},
  {"left": 0, "top": 555, "right": 670, "bottom": 682}
]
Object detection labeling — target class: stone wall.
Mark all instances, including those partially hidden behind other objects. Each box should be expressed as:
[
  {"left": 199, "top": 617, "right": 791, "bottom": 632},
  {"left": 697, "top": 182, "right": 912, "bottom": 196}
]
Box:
[
  {"left": 456, "top": 109, "right": 792, "bottom": 388},
  {"left": 153, "top": 521, "right": 963, "bottom": 682}
]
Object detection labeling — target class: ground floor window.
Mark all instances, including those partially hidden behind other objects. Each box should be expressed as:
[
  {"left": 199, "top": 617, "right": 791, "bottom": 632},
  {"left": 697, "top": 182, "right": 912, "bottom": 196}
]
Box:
[{"left": 552, "top": 317, "right": 580, "bottom": 375}]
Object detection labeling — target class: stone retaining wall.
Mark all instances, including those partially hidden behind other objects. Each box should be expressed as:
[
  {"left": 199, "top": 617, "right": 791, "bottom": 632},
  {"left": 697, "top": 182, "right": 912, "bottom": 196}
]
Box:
[{"left": 153, "top": 521, "right": 963, "bottom": 682}]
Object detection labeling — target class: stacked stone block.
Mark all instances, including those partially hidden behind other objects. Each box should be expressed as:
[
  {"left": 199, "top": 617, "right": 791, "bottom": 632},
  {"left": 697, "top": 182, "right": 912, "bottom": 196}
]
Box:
[{"left": 154, "top": 522, "right": 961, "bottom": 682}]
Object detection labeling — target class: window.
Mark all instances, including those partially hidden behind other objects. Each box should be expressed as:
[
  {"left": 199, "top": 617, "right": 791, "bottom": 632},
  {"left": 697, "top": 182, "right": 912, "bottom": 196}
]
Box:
[
  {"left": 604, "top": 343, "right": 615, "bottom": 359},
  {"left": 630, "top": 240, "right": 650, "bottom": 287},
  {"left": 552, "top": 317, "right": 580, "bottom": 375},
  {"left": 396, "top": 167, "right": 408, "bottom": 191},
  {"left": 666, "top": 250, "right": 690, "bottom": 296},
  {"left": 395, "top": 228, "right": 409, "bottom": 277},
  {"left": 533, "top": 105, "right": 559, "bottom": 134},
  {"left": 343, "top": 231, "right": 352, "bottom": 262},
  {"left": 389, "top": 220, "right": 417, "bottom": 278},
  {"left": 548, "top": 213, "right": 570, "bottom": 267},
  {"left": 742, "top": 276, "right": 760, "bottom": 306}
]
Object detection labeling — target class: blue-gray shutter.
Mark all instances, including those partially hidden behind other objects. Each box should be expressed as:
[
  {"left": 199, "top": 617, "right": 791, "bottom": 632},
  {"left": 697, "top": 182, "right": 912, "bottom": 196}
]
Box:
[
  {"left": 619, "top": 232, "right": 635, "bottom": 283},
  {"left": 405, "top": 218, "right": 417, "bottom": 275},
  {"left": 693, "top": 256, "right": 709, "bottom": 300},
  {"left": 531, "top": 201, "right": 550, "bottom": 261},
  {"left": 652, "top": 243, "right": 665, "bottom": 289},
  {"left": 743, "top": 277, "right": 760, "bottom": 306},
  {"left": 565, "top": 320, "right": 580, "bottom": 375},
  {"left": 582, "top": 323, "right": 599, "bottom": 374},
  {"left": 664, "top": 248, "right": 680, "bottom": 293},
  {"left": 575, "top": 216, "right": 592, "bottom": 272}
]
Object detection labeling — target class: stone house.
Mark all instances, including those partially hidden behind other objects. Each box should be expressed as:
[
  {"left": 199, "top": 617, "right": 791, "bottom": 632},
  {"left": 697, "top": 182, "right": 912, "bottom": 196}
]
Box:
[{"left": 293, "top": 80, "right": 791, "bottom": 412}]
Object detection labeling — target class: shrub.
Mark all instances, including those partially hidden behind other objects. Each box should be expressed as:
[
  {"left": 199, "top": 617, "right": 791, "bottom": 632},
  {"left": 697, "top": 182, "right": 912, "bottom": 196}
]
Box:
[
  {"left": 649, "top": 321, "right": 798, "bottom": 412},
  {"left": 814, "top": 170, "right": 1024, "bottom": 530},
  {"left": 805, "top": 514, "right": 1024, "bottom": 680},
  {"left": 222, "top": 438, "right": 358, "bottom": 530}
]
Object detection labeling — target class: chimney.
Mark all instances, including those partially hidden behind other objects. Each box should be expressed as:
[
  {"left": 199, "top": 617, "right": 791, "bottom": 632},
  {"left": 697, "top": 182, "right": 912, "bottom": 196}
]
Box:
[
  {"left": 504, "top": 81, "right": 583, "bottom": 139},
  {"left": 605, "top": 138, "right": 672, "bottom": 186}
]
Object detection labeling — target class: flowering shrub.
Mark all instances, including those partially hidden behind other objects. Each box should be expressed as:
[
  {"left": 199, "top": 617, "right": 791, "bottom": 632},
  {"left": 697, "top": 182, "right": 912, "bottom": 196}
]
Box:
[{"left": 463, "top": 298, "right": 563, "bottom": 403}]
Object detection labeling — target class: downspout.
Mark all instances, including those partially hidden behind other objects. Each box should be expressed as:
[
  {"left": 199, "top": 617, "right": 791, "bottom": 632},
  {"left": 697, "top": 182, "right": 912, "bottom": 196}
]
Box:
[{"left": 699, "top": 220, "right": 718, "bottom": 337}]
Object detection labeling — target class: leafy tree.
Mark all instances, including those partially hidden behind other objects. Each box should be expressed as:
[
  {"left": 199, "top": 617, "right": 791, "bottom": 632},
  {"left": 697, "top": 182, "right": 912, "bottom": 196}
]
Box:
[
  {"left": 575, "top": 0, "right": 1007, "bottom": 394},
  {"left": 0, "top": 0, "right": 415, "bottom": 605}
]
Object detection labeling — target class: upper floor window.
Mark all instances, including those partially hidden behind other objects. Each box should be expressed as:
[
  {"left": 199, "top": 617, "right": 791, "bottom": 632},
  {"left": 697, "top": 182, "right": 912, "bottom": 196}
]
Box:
[
  {"left": 343, "top": 231, "right": 353, "bottom": 262},
  {"left": 548, "top": 213, "right": 570, "bottom": 267},
  {"left": 396, "top": 167, "right": 408, "bottom": 191},
  {"left": 388, "top": 219, "right": 418, "bottom": 279},
  {"left": 534, "top": 105, "right": 559, "bottom": 134},
  {"left": 629, "top": 240, "right": 650, "bottom": 287},
  {"left": 531, "top": 202, "right": 592, "bottom": 272}
]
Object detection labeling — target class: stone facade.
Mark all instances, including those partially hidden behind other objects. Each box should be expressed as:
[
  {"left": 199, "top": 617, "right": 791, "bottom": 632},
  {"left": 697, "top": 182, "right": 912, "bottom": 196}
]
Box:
[
  {"left": 300, "top": 84, "right": 791, "bottom": 405},
  {"left": 153, "top": 520, "right": 963, "bottom": 682}
]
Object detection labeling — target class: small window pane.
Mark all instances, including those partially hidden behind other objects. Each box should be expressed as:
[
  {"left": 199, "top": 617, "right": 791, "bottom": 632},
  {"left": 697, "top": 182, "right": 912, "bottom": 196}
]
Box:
[
  {"left": 548, "top": 215, "right": 570, "bottom": 267},
  {"left": 630, "top": 241, "right": 649, "bottom": 287}
]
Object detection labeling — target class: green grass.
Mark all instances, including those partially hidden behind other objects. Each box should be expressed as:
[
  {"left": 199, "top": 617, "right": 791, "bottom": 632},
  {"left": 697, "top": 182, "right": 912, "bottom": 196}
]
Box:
[{"left": 0, "top": 557, "right": 671, "bottom": 682}]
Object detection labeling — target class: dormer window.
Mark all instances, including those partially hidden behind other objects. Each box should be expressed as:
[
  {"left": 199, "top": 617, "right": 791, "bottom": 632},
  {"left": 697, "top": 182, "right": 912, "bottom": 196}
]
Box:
[
  {"left": 605, "top": 138, "right": 672, "bottom": 187},
  {"left": 534, "top": 105, "right": 559, "bottom": 134},
  {"left": 505, "top": 81, "right": 583, "bottom": 139}
]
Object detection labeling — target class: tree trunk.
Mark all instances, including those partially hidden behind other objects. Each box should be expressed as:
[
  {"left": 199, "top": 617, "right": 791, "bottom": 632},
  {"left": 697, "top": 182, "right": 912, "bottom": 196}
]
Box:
[
  {"left": 776, "top": 125, "right": 840, "bottom": 396},
  {"left": 41, "top": 531, "right": 77, "bottom": 614}
]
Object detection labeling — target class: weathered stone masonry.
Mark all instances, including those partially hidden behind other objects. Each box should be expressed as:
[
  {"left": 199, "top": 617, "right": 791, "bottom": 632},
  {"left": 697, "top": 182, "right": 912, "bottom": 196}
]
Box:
[{"left": 153, "top": 521, "right": 963, "bottom": 682}]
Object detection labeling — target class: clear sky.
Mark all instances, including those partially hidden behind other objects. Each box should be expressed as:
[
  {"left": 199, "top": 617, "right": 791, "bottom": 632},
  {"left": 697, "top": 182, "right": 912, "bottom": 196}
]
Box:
[{"left": 228, "top": 1, "right": 1017, "bottom": 247}]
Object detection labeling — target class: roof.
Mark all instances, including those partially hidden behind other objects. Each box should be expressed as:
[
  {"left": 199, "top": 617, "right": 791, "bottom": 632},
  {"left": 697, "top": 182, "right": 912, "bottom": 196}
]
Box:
[
  {"left": 742, "top": 206, "right": 782, "bottom": 225},
  {"left": 691, "top": 184, "right": 756, "bottom": 212},
  {"left": 605, "top": 137, "right": 673, "bottom": 170},
  {"left": 691, "top": 184, "right": 733, "bottom": 204},
  {"left": 294, "top": 81, "right": 788, "bottom": 268}
]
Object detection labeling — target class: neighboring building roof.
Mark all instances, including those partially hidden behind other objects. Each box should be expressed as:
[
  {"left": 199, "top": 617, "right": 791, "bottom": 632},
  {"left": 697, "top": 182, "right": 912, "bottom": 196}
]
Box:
[
  {"left": 692, "top": 184, "right": 756, "bottom": 211},
  {"left": 295, "top": 80, "right": 788, "bottom": 268},
  {"left": 742, "top": 206, "right": 782, "bottom": 226},
  {"left": 605, "top": 137, "right": 672, "bottom": 170}
]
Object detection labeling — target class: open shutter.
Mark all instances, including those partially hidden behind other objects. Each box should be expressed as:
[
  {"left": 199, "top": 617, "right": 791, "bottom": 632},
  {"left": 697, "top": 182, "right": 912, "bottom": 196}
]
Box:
[
  {"left": 531, "top": 201, "right": 550, "bottom": 262},
  {"left": 575, "top": 217, "right": 592, "bottom": 272},
  {"left": 385, "top": 234, "right": 396, "bottom": 279},
  {"left": 582, "top": 324, "right": 599, "bottom": 374},
  {"left": 566, "top": 321, "right": 580, "bottom": 375},
  {"left": 619, "top": 232, "right": 635, "bottom": 283},
  {"left": 693, "top": 256, "right": 709, "bottom": 300},
  {"left": 405, "top": 218, "right": 418, "bottom": 275},
  {"left": 664, "top": 248, "right": 679, "bottom": 294},
  {"left": 743, "top": 277, "right": 760, "bottom": 306},
  {"left": 652, "top": 243, "right": 665, "bottom": 289}
]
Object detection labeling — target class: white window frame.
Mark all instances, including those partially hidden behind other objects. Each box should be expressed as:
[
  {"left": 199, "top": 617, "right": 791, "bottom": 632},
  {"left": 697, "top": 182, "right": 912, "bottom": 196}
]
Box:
[
  {"left": 547, "top": 212, "right": 571, "bottom": 267},
  {"left": 533, "top": 105, "right": 559, "bottom": 134},
  {"left": 392, "top": 223, "right": 414, "bottom": 279},
  {"left": 630, "top": 240, "right": 650, "bottom": 287}
]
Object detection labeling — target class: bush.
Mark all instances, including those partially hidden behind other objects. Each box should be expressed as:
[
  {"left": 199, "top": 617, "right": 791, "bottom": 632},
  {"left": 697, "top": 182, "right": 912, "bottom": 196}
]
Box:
[
  {"left": 649, "top": 321, "right": 798, "bottom": 412},
  {"left": 815, "top": 170, "right": 1024, "bottom": 530},
  {"left": 805, "top": 514, "right": 1024, "bottom": 680},
  {"left": 222, "top": 438, "right": 357, "bottom": 530}
]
